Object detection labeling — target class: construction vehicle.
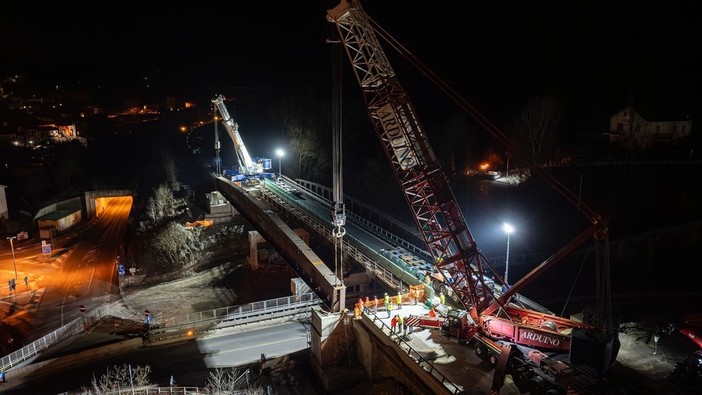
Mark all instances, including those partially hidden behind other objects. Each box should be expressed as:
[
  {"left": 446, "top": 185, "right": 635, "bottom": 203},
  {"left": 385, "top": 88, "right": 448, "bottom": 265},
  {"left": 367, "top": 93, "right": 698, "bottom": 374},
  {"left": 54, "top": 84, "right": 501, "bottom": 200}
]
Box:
[
  {"left": 671, "top": 349, "right": 702, "bottom": 391},
  {"left": 211, "top": 94, "right": 273, "bottom": 182},
  {"left": 327, "top": 1, "right": 618, "bottom": 393},
  {"left": 671, "top": 314, "right": 702, "bottom": 391}
]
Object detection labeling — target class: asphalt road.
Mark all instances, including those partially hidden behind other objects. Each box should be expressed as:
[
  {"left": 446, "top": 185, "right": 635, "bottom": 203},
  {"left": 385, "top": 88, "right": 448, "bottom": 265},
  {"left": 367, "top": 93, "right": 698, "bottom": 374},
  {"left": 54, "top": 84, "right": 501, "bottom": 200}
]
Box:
[{"left": 1, "top": 196, "right": 131, "bottom": 355}]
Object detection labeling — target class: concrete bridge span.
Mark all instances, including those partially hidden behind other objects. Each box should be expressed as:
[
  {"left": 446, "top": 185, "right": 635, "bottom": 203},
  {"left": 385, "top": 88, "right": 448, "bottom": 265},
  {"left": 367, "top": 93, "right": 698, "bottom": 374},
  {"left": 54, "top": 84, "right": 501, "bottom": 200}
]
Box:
[{"left": 214, "top": 175, "right": 346, "bottom": 312}]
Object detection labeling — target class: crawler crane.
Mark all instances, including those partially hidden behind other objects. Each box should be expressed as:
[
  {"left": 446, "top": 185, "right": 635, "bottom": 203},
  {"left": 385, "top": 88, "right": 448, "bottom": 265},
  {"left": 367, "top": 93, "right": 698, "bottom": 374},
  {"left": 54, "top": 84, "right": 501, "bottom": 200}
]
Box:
[{"left": 327, "top": 1, "right": 618, "bottom": 393}]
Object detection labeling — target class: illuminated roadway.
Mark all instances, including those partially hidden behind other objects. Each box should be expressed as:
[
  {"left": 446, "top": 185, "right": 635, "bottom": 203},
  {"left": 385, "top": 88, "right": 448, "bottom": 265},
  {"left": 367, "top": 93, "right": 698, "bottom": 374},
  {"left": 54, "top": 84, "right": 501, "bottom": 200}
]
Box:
[{"left": 0, "top": 196, "right": 132, "bottom": 352}]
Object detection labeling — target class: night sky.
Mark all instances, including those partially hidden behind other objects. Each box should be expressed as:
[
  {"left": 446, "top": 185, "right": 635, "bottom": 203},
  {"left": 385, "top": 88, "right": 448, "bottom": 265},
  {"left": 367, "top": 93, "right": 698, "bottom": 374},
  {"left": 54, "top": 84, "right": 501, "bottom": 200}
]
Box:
[
  {"left": 2, "top": 1, "right": 698, "bottom": 125},
  {"left": 2, "top": 1, "right": 702, "bottom": 316}
]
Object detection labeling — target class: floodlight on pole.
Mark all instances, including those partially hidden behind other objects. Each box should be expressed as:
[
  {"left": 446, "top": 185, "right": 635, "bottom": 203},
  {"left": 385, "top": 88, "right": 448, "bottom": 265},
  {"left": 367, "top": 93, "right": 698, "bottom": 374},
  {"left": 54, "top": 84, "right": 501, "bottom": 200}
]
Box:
[
  {"left": 275, "top": 148, "right": 285, "bottom": 177},
  {"left": 503, "top": 223, "right": 514, "bottom": 284}
]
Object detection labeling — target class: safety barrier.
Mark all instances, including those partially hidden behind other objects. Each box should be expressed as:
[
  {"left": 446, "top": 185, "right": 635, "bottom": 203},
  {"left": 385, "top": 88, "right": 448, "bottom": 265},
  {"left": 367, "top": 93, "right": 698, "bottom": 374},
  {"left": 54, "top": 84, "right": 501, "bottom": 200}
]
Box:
[{"left": 352, "top": 286, "right": 425, "bottom": 317}]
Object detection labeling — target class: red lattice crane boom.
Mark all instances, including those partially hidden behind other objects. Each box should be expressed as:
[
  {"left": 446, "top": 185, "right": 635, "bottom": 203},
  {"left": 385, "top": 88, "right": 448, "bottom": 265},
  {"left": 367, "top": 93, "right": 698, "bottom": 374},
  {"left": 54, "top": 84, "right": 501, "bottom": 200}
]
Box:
[{"left": 326, "top": 0, "right": 609, "bottom": 353}]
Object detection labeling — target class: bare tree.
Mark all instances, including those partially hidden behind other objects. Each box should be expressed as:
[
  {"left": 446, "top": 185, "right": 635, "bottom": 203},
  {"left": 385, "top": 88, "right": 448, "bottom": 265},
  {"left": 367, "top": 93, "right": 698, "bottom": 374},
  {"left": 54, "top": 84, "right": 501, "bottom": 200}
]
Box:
[
  {"left": 513, "top": 95, "right": 561, "bottom": 166},
  {"left": 159, "top": 145, "right": 179, "bottom": 189},
  {"left": 436, "top": 112, "right": 482, "bottom": 178},
  {"left": 205, "top": 368, "right": 265, "bottom": 395},
  {"left": 276, "top": 93, "right": 330, "bottom": 180},
  {"left": 80, "top": 364, "right": 152, "bottom": 394},
  {"left": 148, "top": 221, "right": 199, "bottom": 272},
  {"left": 139, "top": 183, "right": 187, "bottom": 231}
]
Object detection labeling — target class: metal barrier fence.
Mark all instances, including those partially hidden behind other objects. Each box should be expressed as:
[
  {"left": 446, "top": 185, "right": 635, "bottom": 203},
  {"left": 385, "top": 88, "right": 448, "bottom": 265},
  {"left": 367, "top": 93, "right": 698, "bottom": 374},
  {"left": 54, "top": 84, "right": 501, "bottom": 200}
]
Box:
[
  {"left": 143, "top": 293, "right": 322, "bottom": 346},
  {"left": 157, "top": 292, "right": 321, "bottom": 329},
  {"left": 2, "top": 293, "right": 321, "bottom": 373},
  {"left": 64, "top": 386, "right": 206, "bottom": 394}
]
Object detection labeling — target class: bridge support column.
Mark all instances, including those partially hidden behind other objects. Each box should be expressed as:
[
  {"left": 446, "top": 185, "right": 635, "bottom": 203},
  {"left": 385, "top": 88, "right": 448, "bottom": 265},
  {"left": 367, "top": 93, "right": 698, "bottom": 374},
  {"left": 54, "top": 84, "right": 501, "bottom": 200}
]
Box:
[
  {"left": 310, "top": 306, "right": 362, "bottom": 393},
  {"left": 247, "top": 230, "right": 265, "bottom": 271}
]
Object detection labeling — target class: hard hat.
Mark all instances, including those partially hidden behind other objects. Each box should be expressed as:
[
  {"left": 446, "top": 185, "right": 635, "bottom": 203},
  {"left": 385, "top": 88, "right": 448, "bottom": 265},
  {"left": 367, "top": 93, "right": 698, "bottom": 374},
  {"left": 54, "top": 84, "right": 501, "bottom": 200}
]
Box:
[{"left": 384, "top": 292, "right": 388, "bottom": 295}]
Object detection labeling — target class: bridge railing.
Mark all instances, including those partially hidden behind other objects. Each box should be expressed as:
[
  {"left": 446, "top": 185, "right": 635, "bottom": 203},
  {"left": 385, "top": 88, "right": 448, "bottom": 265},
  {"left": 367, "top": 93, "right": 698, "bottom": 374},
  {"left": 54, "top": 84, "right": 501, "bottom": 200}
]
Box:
[
  {"left": 286, "top": 178, "right": 430, "bottom": 258},
  {"left": 282, "top": 179, "right": 549, "bottom": 272},
  {"left": 157, "top": 292, "right": 322, "bottom": 329},
  {"left": 0, "top": 301, "right": 113, "bottom": 372},
  {"left": 67, "top": 386, "right": 206, "bottom": 394},
  {"left": 2, "top": 293, "right": 322, "bottom": 373},
  {"left": 363, "top": 311, "right": 461, "bottom": 394},
  {"left": 260, "top": 184, "right": 419, "bottom": 292}
]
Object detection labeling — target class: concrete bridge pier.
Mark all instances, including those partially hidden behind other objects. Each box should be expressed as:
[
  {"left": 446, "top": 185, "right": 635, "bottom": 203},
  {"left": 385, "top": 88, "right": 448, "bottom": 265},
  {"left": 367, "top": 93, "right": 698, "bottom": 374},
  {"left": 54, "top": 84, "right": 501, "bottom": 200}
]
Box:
[{"left": 310, "top": 306, "right": 448, "bottom": 394}]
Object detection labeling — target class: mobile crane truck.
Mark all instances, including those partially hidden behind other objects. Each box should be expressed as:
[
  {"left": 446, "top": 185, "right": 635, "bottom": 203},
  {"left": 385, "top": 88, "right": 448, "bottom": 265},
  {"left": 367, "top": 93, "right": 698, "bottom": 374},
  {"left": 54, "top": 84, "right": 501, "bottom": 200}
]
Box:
[{"left": 211, "top": 94, "right": 273, "bottom": 183}]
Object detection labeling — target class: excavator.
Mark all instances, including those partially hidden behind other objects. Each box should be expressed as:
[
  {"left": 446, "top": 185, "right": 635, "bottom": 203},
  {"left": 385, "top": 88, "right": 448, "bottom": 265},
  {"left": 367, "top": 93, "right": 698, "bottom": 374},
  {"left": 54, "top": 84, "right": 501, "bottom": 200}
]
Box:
[{"left": 327, "top": 1, "right": 618, "bottom": 393}]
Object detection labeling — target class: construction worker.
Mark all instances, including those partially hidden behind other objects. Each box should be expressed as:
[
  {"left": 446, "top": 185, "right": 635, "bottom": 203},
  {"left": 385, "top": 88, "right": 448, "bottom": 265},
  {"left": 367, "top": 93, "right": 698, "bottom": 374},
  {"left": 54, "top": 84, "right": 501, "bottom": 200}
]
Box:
[
  {"left": 398, "top": 315, "right": 404, "bottom": 336},
  {"left": 354, "top": 305, "right": 361, "bottom": 319},
  {"left": 439, "top": 291, "right": 446, "bottom": 305},
  {"left": 358, "top": 298, "right": 364, "bottom": 313},
  {"left": 410, "top": 287, "right": 417, "bottom": 305},
  {"left": 396, "top": 291, "right": 402, "bottom": 309},
  {"left": 390, "top": 315, "right": 398, "bottom": 333},
  {"left": 429, "top": 307, "right": 436, "bottom": 318},
  {"left": 384, "top": 292, "right": 391, "bottom": 316},
  {"left": 365, "top": 296, "right": 370, "bottom": 312}
]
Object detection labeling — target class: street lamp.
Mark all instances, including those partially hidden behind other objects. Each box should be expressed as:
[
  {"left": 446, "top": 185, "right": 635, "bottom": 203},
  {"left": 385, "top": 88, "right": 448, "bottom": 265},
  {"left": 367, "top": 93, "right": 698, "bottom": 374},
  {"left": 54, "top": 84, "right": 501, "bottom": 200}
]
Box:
[
  {"left": 6, "top": 236, "right": 18, "bottom": 289},
  {"left": 502, "top": 223, "right": 514, "bottom": 284},
  {"left": 275, "top": 148, "right": 285, "bottom": 177},
  {"left": 505, "top": 151, "right": 510, "bottom": 179}
]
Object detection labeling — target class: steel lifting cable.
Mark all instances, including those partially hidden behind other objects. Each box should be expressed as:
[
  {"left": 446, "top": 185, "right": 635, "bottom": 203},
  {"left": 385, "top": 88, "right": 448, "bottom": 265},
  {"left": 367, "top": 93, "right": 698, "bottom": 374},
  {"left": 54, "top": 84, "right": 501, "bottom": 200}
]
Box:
[{"left": 330, "top": 31, "right": 347, "bottom": 286}]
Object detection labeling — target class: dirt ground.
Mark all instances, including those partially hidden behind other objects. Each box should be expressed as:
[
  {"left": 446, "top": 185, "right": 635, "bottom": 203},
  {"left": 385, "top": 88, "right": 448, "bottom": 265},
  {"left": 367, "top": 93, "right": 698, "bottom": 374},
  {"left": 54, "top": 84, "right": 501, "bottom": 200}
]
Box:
[{"left": 120, "top": 253, "right": 296, "bottom": 321}]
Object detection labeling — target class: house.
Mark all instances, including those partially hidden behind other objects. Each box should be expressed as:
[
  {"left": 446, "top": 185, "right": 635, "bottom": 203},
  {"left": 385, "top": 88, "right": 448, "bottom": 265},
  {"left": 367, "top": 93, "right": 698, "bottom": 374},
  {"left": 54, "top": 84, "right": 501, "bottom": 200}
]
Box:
[{"left": 606, "top": 107, "right": 692, "bottom": 149}]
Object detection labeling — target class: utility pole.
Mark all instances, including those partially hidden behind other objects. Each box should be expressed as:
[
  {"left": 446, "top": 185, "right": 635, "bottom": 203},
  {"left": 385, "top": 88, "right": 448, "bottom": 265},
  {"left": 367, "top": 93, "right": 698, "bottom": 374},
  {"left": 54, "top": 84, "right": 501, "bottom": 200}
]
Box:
[
  {"left": 214, "top": 102, "right": 221, "bottom": 176},
  {"left": 328, "top": 34, "right": 346, "bottom": 312},
  {"left": 7, "top": 236, "right": 18, "bottom": 286}
]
